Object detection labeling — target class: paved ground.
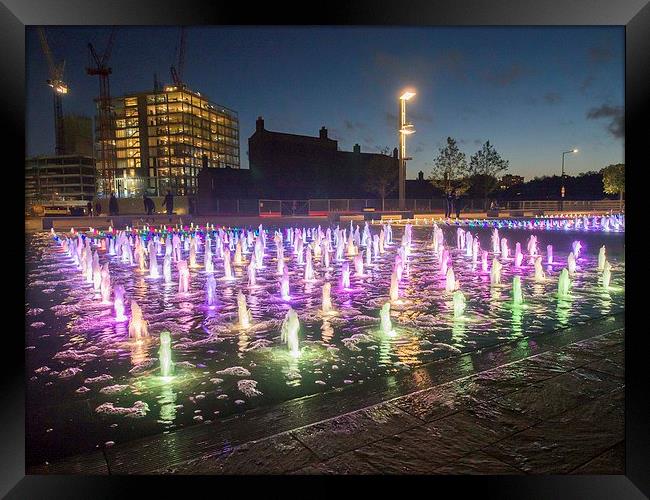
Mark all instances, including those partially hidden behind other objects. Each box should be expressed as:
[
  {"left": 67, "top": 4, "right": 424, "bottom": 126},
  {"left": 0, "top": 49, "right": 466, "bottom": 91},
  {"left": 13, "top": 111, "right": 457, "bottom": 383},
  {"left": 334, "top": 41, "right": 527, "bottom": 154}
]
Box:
[{"left": 29, "top": 314, "right": 624, "bottom": 475}]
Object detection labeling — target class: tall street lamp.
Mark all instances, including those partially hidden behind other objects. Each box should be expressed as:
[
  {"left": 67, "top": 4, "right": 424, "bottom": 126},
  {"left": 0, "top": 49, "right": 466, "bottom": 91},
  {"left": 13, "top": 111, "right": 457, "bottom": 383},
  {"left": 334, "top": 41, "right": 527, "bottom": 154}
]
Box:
[
  {"left": 560, "top": 148, "right": 578, "bottom": 211},
  {"left": 398, "top": 90, "right": 416, "bottom": 211}
]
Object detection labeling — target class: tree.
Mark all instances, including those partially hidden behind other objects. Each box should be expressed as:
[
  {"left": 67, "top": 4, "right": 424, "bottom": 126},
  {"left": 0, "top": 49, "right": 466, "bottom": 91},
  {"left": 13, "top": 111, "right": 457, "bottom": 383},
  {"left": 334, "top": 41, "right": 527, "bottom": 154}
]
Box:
[
  {"left": 428, "top": 137, "right": 470, "bottom": 196},
  {"left": 601, "top": 163, "right": 625, "bottom": 210},
  {"left": 364, "top": 146, "right": 397, "bottom": 211},
  {"left": 469, "top": 140, "right": 509, "bottom": 210}
]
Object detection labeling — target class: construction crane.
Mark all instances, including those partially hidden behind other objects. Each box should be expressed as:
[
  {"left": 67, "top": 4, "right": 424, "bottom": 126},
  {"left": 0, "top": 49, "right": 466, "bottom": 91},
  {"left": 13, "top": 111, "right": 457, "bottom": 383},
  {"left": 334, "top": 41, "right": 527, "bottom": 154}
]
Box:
[
  {"left": 87, "top": 28, "right": 117, "bottom": 197},
  {"left": 170, "top": 27, "right": 186, "bottom": 88},
  {"left": 37, "top": 27, "right": 68, "bottom": 155}
]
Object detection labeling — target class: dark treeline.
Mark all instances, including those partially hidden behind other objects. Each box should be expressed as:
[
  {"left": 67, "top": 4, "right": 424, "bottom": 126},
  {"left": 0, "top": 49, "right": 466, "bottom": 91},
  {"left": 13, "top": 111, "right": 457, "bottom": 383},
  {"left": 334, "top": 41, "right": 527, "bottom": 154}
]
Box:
[{"left": 495, "top": 171, "right": 615, "bottom": 201}]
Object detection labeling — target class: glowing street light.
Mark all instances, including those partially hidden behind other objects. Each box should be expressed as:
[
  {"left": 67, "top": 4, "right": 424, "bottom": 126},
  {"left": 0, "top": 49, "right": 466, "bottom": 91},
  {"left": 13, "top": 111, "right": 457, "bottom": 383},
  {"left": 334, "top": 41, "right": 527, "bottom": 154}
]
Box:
[
  {"left": 560, "top": 148, "right": 579, "bottom": 211},
  {"left": 398, "top": 89, "right": 416, "bottom": 210}
]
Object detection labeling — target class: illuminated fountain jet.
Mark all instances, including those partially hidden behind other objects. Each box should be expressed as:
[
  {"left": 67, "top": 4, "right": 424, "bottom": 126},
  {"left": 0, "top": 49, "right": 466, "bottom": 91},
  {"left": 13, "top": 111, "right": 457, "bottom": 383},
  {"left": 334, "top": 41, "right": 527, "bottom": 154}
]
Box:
[
  {"left": 114, "top": 285, "right": 127, "bottom": 322},
  {"left": 223, "top": 250, "right": 234, "bottom": 280},
  {"left": 280, "top": 308, "right": 301, "bottom": 357},
  {"left": 341, "top": 261, "right": 351, "bottom": 289},
  {"left": 490, "top": 258, "right": 503, "bottom": 285},
  {"left": 567, "top": 252, "right": 577, "bottom": 275},
  {"left": 533, "top": 256, "right": 545, "bottom": 281},
  {"left": 159, "top": 331, "right": 174, "bottom": 377},
  {"left": 100, "top": 263, "right": 111, "bottom": 303},
  {"left": 558, "top": 268, "right": 571, "bottom": 298},
  {"left": 379, "top": 302, "right": 395, "bottom": 337},
  {"left": 237, "top": 291, "right": 252, "bottom": 329},
  {"left": 445, "top": 267, "right": 457, "bottom": 292},
  {"left": 453, "top": 290, "right": 466, "bottom": 317},
  {"left": 177, "top": 260, "right": 190, "bottom": 293},
  {"left": 322, "top": 282, "right": 334, "bottom": 314},
  {"left": 206, "top": 274, "right": 217, "bottom": 308},
  {"left": 248, "top": 259, "right": 257, "bottom": 287},
  {"left": 598, "top": 245, "right": 606, "bottom": 271},
  {"left": 602, "top": 261, "right": 612, "bottom": 289},
  {"left": 148, "top": 240, "right": 160, "bottom": 278},
  {"left": 514, "top": 242, "right": 523, "bottom": 267},
  {"left": 128, "top": 301, "right": 149, "bottom": 340}
]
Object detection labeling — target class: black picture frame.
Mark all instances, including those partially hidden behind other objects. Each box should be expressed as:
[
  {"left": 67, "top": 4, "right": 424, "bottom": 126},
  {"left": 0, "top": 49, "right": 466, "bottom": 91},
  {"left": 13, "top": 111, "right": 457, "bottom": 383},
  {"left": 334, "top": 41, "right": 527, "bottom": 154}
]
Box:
[{"left": 5, "top": 0, "right": 648, "bottom": 497}]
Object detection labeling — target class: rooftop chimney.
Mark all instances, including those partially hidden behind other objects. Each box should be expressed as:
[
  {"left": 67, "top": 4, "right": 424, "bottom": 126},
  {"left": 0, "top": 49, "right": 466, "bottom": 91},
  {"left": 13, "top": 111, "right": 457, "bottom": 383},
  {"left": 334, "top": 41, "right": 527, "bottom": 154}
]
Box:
[
  {"left": 353, "top": 144, "right": 361, "bottom": 154},
  {"left": 256, "top": 116, "right": 264, "bottom": 133},
  {"left": 319, "top": 126, "right": 328, "bottom": 140},
  {"left": 418, "top": 170, "right": 424, "bottom": 181}
]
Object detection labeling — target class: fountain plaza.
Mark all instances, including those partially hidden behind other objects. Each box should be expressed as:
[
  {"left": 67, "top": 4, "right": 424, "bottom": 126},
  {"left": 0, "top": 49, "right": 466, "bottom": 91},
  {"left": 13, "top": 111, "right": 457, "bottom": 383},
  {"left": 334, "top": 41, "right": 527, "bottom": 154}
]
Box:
[{"left": 25, "top": 215, "right": 624, "bottom": 474}]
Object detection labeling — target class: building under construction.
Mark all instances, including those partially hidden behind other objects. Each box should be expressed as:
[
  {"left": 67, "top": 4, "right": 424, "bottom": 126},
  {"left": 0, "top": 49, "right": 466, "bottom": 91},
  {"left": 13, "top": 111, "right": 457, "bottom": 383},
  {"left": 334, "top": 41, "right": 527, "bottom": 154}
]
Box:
[{"left": 96, "top": 85, "right": 240, "bottom": 198}]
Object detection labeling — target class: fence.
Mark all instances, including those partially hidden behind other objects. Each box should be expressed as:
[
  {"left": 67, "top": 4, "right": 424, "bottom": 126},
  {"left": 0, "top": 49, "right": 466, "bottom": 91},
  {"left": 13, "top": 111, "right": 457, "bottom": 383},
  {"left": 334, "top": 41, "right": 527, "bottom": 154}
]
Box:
[
  {"left": 64, "top": 196, "right": 624, "bottom": 217},
  {"left": 502, "top": 199, "right": 624, "bottom": 212},
  {"left": 220, "top": 198, "right": 624, "bottom": 216}
]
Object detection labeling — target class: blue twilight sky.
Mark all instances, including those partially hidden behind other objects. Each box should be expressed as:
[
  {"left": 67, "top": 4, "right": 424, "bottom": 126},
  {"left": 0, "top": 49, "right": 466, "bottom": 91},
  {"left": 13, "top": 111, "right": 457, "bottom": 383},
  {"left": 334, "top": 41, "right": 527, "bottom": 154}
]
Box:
[{"left": 26, "top": 26, "right": 624, "bottom": 180}]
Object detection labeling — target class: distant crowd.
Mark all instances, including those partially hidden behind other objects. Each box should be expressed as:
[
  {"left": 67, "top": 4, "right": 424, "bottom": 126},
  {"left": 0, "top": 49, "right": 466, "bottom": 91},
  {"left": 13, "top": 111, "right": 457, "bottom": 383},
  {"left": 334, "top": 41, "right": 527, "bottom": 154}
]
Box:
[{"left": 84, "top": 191, "right": 196, "bottom": 219}]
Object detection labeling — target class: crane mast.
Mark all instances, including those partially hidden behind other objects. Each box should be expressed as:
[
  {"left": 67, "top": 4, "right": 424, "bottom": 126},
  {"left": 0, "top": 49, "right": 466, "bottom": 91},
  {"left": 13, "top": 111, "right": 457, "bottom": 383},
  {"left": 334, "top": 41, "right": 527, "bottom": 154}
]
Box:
[
  {"left": 87, "top": 29, "right": 117, "bottom": 197},
  {"left": 37, "top": 28, "right": 68, "bottom": 155}
]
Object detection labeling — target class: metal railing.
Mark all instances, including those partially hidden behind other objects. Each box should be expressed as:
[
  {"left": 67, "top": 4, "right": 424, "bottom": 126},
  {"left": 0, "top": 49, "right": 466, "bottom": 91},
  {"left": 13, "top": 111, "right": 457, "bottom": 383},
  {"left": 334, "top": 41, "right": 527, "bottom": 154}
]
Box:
[
  {"left": 502, "top": 199, "right": 624, "bottom": 212},
  {"left": 196, "top": 197, "right": 625, "bottom": 216}
]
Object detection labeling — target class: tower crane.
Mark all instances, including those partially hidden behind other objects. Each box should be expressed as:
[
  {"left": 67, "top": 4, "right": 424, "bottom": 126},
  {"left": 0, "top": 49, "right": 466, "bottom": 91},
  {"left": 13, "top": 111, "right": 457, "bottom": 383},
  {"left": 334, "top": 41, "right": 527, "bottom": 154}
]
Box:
[
  {"left": 170, "top": 27, "right": 186, "bottom": 88},
  {"left": 86, "top": 28, "right": 117, "bottom": 196},
  {"left": 37, "top": 28, "right": 68, "bottom": 155}
]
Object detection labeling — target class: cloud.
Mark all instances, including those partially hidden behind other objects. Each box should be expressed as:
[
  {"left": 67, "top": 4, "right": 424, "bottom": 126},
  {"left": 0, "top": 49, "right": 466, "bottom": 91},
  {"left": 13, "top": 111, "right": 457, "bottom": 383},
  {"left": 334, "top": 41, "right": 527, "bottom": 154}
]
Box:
[
  {"left": 586, "top": 104, "right": 624, "bottom": 139},
  {"left": 588, "top": 46, "right": 614, "bottom": 63},
  {"left": 579, "top": 75, "right": 595, "bottom": 94},
  {"left": 434, "top": 49, "right": 468, "bottom": 82},
  {"left": 372, "top": 48, "right": 469, "bottom": 88},
  {"left": 484, "top": 63, "right": 526, "bottom": 87},
  {"left": 374, "top": 51, "right": 436, "bottom": 81},
  {"left": 344, "top": 120, "right": 367, "bottom": 131},
  {"left": 543, "top": 92, "right": 562, "bottom": 105}
]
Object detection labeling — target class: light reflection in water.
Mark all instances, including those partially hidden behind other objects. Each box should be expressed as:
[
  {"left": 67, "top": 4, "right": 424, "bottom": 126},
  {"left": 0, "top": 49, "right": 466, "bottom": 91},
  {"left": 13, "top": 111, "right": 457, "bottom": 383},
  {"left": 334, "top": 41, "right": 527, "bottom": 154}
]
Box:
[
  {"left": 451, "top": 318, "right": 467, "bottom": 345},
  {"left": 511, "top": 307, "right": 523, "bottom": 339},
  {"left": 321, "top": 319, "right": 334, "bottom": 344},
  {"left": 158, "top": 383, "right": 177, "bottom": 424},
  {"left": 395, "top": 335, "right": 421, "bottom": 366}
]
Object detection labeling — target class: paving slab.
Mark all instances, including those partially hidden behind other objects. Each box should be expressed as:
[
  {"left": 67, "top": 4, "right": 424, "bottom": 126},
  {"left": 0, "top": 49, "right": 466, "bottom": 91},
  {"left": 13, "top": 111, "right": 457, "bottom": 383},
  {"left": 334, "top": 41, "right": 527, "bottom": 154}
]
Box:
[
  {"left": 157, "top": 432, "right": 316, "bottom": 475},
  {"left": 27, "top": 450, "right": 109, "bottom": 475},
  {"left": 572, "top": 441, "right": 625, "bottom": 475},
  {"left": 433, "top": 451, "right": 524, "bottom": 475},
  {"left": 488, "top": 367, "right": 623, "bottom": 421},
  {"left": 291, "top": 402, "right": 421, "bottom": 460},
  {"left": 290, "top": 451, "right": 382, "bottom": 475},
  {"left": 486, "top": 389, "right": 624, "bottom": 474}
]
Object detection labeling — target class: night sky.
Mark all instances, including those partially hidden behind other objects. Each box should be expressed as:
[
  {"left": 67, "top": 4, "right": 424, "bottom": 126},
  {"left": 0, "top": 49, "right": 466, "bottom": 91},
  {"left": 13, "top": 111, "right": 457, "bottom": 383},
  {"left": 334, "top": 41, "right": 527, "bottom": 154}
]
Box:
[{"left": 26, "top": 26, "right": 624, "bottom": 180}]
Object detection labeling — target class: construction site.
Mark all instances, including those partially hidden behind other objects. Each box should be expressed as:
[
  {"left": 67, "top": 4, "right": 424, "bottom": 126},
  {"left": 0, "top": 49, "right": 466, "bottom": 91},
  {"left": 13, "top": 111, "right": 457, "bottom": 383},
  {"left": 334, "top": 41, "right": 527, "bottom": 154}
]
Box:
[{"left": 26, "top": 27, "right": 241, "bottom": 215}]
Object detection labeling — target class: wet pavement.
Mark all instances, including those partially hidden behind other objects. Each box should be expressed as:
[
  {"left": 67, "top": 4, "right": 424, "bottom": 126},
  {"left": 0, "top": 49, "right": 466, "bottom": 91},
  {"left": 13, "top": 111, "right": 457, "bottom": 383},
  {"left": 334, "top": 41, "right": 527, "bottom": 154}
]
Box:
[{"left": 29, "top": 312, "right": 623, "bottom": 475}]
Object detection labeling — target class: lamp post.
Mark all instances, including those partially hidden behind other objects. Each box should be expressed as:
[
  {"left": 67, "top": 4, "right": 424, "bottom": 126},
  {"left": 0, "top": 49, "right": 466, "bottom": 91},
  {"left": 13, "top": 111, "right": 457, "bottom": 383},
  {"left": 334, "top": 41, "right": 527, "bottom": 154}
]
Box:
[
  {"left": 398, "top": 90, "right": 416, "bottom": 211},
  {"left": 560, "top": 149, "right": 578, "bottom": 212}
]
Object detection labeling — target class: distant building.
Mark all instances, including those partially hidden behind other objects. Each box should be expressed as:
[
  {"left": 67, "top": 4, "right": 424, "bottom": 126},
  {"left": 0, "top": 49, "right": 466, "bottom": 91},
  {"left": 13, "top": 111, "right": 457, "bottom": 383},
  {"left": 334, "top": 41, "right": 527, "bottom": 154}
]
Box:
[
  {"left": 97, "top": 85, "right": 239, "bottom": 198},
  {"left": 61, "top": 114, "right": 94, "bottom": 157},
  {"left": 499, "top": 174, "right": 524, "bottom": 190},
  {"left": 247, "top": 117, "right": 398, "bottom": 199},
  {"left": 25, "top": 154, "right": 96, "bottom": 207},
  {"left": 405, "top": 170, "right": 439, "bottom": 198}
]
